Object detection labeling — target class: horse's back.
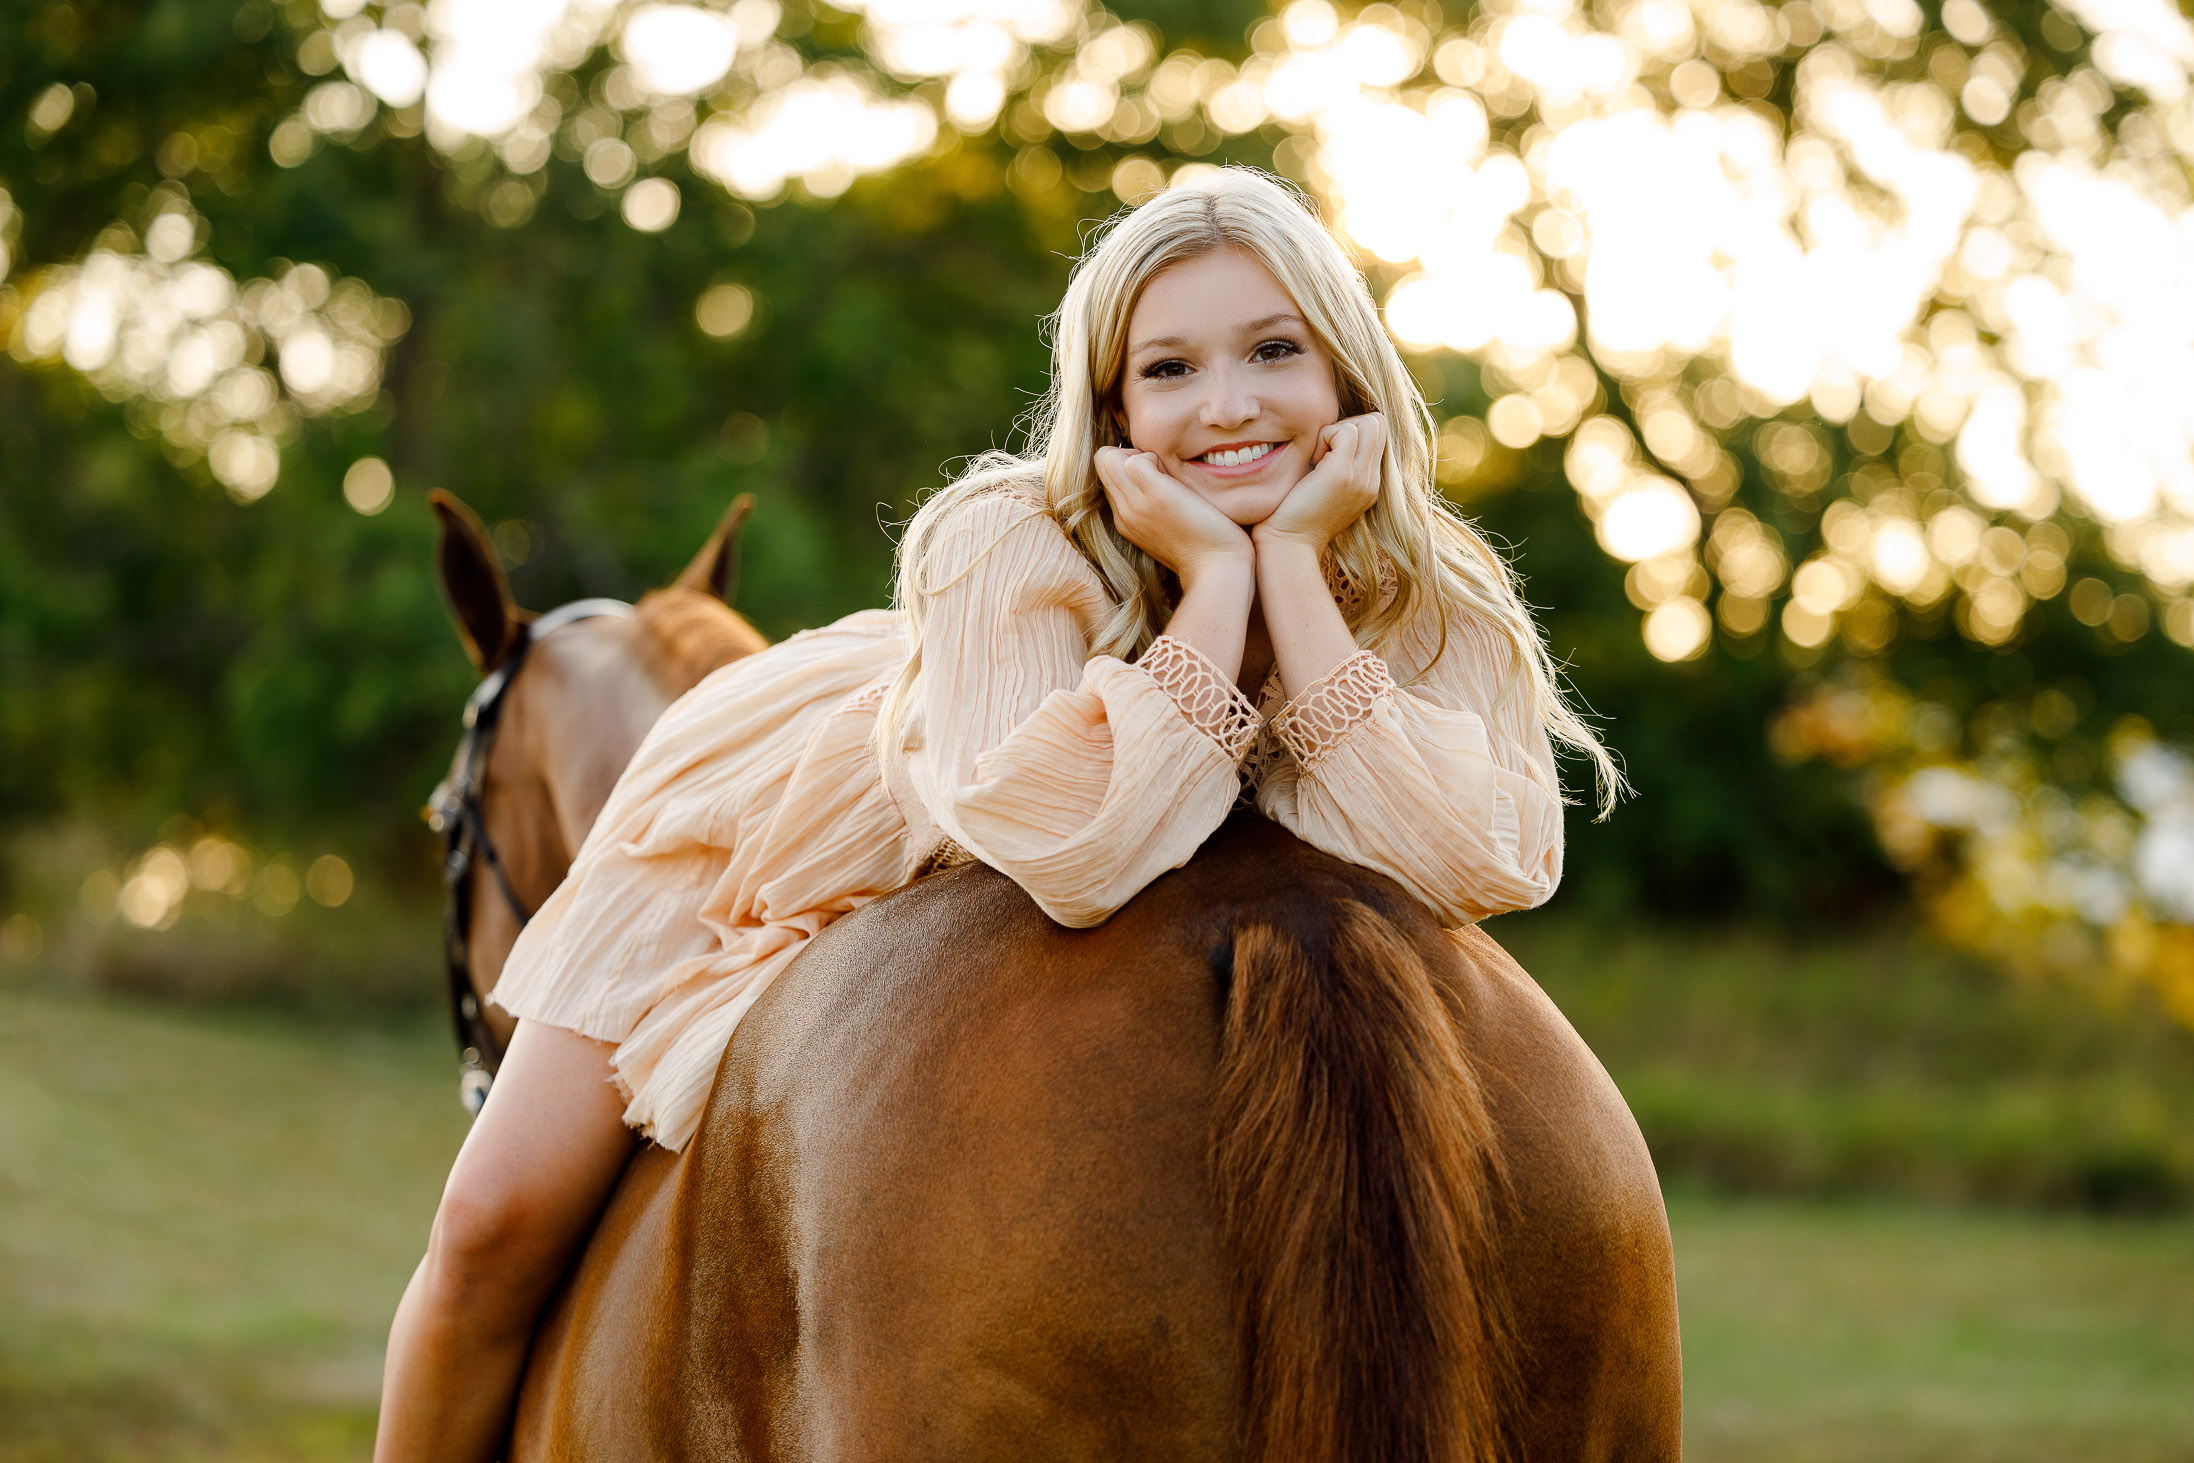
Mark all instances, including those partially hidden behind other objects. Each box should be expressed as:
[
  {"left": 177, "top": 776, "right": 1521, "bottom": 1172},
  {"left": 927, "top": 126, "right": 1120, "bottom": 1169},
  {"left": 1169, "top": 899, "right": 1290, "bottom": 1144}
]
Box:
[
  {"left": 519, "top": 854, "right": 1246, "bottom": 1462},
  {"left": 707, "top": 858, "right": 1244, "bottom": 1461},
  {"left": 515, "top": 818, "right": 1679, "bottom": 1462}
]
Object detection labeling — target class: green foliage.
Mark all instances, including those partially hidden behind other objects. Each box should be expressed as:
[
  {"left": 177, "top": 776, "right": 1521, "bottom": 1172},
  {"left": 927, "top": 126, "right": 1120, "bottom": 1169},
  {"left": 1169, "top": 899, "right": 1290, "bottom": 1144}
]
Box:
[
  {"left": 1470, "top": 450, "right": 1907, "bottom": 921},
  {"left": 1, "top": 0, "right": 2184, "bottom": 949},
  {"left": 0, "top": 0, "right": 1100, "bottom": 879}
]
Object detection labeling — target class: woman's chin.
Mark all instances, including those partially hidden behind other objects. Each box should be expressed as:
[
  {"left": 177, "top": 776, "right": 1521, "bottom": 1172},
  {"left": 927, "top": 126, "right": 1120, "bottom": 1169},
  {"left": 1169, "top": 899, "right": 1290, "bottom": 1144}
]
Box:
[{"left": 1194, "top": 478, "right": 1298, "bottom": 528}]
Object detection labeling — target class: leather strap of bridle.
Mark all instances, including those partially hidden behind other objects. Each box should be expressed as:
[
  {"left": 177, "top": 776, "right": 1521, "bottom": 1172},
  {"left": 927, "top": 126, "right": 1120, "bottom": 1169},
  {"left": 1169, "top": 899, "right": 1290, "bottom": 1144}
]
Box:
[{"left": 432, "top": 597, "right": 634, "bottom": 1109}]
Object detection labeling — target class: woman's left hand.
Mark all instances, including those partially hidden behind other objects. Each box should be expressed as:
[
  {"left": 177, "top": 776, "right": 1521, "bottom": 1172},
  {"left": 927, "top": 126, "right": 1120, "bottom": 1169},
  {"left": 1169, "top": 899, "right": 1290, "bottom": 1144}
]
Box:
[{"left": 1253, "top": 412, "right": 1388, "bottom": 554}]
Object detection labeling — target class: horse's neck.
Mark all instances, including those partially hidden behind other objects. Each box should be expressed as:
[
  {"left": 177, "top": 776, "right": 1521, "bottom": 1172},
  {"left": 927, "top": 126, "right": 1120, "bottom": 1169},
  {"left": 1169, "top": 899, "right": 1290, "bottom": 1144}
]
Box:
[
  {"left": 633, "top": 590, "right": 768, "bottom": 694},
  {"left": 520, "top": 633, "right": 681, "bottom": 861}
]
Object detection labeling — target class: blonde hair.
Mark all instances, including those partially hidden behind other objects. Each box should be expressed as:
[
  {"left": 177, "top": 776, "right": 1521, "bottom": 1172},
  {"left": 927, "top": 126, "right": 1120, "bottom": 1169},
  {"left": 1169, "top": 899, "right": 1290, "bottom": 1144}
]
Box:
[{"left": 883, "top": 167, "right": 1624, "bottom": 815}]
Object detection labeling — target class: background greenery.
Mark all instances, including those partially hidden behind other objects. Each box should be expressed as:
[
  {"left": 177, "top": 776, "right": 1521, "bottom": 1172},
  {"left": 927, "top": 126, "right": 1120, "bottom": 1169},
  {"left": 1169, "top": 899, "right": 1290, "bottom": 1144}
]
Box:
[
  {"left": 13, "top": 0, "right": 2157, "bottom": 918},
  {"left": 3, "top": 0, "right": 2192, "bottom": 1452}
]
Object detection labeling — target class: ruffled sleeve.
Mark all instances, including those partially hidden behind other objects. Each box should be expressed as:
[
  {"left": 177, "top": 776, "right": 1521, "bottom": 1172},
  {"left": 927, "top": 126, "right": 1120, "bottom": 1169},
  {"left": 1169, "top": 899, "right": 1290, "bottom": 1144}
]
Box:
[
  {"left": 1256, "top": 601, "right": 1565, "bottom": 927},
  {"left": 898, "top": 489, "right": 1260, "bottom": 928}
]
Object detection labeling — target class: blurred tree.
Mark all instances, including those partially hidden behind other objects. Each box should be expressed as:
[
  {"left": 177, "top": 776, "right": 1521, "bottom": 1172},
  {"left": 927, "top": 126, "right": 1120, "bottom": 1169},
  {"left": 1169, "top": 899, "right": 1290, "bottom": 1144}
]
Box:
[{"left": 3, "top": 0, "right": 2191, "bottom": 1007}]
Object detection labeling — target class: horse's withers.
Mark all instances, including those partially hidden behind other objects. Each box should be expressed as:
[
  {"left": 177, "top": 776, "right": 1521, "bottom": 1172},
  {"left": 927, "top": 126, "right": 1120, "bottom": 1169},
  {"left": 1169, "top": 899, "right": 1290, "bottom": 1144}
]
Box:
[{"left": 511, "top": 817, "right": 1682, "bottom": 1462}]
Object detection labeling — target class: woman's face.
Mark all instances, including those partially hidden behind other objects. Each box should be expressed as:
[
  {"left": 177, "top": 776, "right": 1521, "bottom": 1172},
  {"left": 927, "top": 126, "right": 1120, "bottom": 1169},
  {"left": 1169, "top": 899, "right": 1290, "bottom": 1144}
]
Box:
[{"left": 1116, "top": 246, "right": 1343, "bottom": 528}]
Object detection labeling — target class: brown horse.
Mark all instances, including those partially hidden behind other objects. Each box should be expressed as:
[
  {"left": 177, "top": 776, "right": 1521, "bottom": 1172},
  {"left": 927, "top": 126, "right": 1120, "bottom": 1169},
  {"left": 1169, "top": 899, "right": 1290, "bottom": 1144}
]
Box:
[
  {"left": 428, "top": 488, "right": 768, "bottom": 1055},
  {"left": 431, "top": 505, "right": 1683, "bottom": 1461}
]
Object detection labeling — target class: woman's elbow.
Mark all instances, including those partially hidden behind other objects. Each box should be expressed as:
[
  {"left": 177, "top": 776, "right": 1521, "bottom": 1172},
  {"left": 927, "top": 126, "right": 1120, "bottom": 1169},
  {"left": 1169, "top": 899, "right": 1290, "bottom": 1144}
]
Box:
[
  {"left": 1416, "top": 849, "right": 1559, "bottom": 926},
  {"left": 1027, "top": 881, "right": 1127, "bottom": 929},
  {"left": 950, "top": 831, "right": 1127, "bottom": 927}
]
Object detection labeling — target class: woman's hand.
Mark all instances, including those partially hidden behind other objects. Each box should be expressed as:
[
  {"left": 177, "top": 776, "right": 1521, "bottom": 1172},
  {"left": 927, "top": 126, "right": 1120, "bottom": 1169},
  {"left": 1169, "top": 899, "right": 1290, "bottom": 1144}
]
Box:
[
  {"left": 1251, "top": 413, "right": 1387, "bottom": 555},
  {"left": 1096, "top": 446, "right": 1256, "bottom": 682},
  {"left": 1094, "top": 446, "right": 1254, "bottom": 588}
]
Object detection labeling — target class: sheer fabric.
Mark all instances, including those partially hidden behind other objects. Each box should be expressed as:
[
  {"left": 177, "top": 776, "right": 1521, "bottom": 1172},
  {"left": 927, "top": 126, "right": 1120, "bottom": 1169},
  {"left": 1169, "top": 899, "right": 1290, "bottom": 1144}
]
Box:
[{"left": 493, "top": 482, "right": 1561, "bottom": 1150}]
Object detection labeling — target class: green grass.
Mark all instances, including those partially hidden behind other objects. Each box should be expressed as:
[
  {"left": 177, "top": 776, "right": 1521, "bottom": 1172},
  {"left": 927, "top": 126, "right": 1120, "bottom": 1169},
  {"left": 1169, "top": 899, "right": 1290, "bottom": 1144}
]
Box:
[
  {"left": 4, "top": 946, "right": 2193, "bottom": 1460},
  {"left": 1673, "top": 1195, "right": 2194, "bottom": 1461},
  {"left": 0, "top": 988, "right": 467, "bottom": 1462}
]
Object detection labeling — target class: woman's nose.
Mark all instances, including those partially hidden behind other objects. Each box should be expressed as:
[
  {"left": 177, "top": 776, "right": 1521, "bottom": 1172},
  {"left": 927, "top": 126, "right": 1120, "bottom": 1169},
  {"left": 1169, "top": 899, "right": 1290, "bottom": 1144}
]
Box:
[{"left": 1199, "top": 367, "right": 1258, "bottom": 429}]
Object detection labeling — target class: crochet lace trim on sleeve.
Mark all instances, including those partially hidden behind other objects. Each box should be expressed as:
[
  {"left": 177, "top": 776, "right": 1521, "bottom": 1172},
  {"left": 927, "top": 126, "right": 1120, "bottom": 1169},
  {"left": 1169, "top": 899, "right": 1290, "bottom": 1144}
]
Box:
[
  {"left": 915, "top": 838, "right": 977, "bottom": 876},
  {"left": 1269, "top": 649, "right": 1395, "bottom": 771},
  {"left": 1138, "top": 635, "right": 1262, "bottom": 761}
]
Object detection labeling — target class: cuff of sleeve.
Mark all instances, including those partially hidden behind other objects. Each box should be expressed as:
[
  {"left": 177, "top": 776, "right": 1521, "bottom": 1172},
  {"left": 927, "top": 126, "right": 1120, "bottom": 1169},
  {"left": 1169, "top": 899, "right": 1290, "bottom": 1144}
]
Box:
[
  {"left": 1137, "top": 635, "right": 1262, "bottom": 762},
  {"left": 1270, "top": 649, "right": 1394, "bottom": 772}
]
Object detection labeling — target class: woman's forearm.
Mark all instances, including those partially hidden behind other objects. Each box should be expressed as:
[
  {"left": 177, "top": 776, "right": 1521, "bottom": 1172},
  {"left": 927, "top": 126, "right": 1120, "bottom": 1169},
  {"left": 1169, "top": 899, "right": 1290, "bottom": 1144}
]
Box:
[
  {"left": 1159, "top": 555, "right": 1257, "bottom": 682},
  {"left": 1256, "top": 538, "right": 1361, "bottom": 701}
]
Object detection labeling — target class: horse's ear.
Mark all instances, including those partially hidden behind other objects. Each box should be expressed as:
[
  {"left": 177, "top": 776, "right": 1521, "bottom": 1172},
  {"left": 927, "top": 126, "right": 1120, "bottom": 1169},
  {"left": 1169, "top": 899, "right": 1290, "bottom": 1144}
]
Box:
[
  {"left": 430, "top": 489, "right": 524, "bottom": 671},
  {"left": 672, "top": 492, "right": 755, "bottom": 604}
]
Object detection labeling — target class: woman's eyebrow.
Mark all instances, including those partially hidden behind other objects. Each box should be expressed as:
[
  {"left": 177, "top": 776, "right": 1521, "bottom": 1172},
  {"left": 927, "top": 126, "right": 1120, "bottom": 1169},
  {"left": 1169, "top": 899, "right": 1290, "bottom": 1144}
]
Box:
[{"left": 1129, "top": 313, "right": 1307, "bottom": 355}]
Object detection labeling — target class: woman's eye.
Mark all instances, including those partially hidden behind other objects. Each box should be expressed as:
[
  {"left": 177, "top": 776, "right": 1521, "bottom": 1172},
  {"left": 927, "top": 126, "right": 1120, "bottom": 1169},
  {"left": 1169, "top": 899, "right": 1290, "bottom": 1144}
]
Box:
[
  {"left": 1140, "top": 358, "right": 1188, "bottom": 379},
  {"left": 1253, "top": 339, "right": 1304, "bottom": 363}
]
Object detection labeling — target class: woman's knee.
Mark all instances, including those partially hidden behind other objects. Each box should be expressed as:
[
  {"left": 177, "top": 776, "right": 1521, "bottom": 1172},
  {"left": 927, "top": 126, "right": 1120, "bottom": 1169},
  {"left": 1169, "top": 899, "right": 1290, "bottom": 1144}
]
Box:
[
  {"left": 413, "top": 1021, "right": 635, "bottom": 1317},
  {"left": 422, "top": 1165, "right": 555, "bottom": 1313}
]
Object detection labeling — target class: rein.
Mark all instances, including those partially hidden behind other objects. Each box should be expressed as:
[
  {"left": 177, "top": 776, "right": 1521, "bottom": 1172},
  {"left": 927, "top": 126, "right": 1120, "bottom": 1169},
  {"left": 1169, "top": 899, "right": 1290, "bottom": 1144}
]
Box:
[{"left": 427, "top": 597, "right": 634, "bottom": 1114}]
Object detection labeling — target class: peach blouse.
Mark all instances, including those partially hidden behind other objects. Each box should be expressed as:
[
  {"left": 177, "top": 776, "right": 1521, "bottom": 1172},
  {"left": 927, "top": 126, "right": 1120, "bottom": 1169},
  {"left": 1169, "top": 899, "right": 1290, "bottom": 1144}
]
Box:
[{"left": 491, "top": 483, "right": 1564, "bottom": 1151}]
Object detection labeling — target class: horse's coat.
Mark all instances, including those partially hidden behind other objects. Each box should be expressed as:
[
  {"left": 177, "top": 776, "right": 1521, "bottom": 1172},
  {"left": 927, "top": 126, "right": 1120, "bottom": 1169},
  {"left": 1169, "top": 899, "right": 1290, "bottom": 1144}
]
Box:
[
  {"left": 430, "top": 493, "right": 1683, "bottom": 1461},
  {"left": 505, "top": 820, "right": 1680, "bottom": 1461}
]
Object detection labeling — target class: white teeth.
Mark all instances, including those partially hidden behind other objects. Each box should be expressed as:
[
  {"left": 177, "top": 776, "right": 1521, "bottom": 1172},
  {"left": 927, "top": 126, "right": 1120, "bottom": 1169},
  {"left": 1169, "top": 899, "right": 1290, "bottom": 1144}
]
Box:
[{"left": 1200, "top": 442, "right": 1277, "bottom": 468}]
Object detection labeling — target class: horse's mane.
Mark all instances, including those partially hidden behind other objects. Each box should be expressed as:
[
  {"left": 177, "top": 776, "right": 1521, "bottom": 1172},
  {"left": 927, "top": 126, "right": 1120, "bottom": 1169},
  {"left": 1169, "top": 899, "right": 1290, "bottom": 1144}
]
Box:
[{"left": 633, "top": 588, "right": 769, "bottom": 693}]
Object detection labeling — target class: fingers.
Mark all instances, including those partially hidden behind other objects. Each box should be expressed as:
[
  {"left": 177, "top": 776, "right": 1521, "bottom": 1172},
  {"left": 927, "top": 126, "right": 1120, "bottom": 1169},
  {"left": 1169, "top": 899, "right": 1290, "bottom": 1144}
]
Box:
[
  {"left": 1351, "top": 415, "right": 1386, "bottom": 494},
  {"left": 1094, "top": 447, "right": 1159, "bottom": 520},
  {"left": 1330, "top": 415, "right": 1382, "bottom": 504},
  {"left": 1305, "top": 418, "right": 1375, "bottom": 498},
  {"left": 1311, "top": 415, "right": 1385, "bottom": 479},
  {"left": 1094, "top": 447, "right": 1234, "bottom": 571},
  {"left": 1092, "top": 444, "right": 1134, "bottom": 494},
  {"left": 1354, "top": 413, "right": 1386, "bottom": 466},
  {"left": 1119, "top": 451, "right": 1175, "bottom": 496},
  {"left": 1256, "top": 414, "right": 1386, "bottom": 551},
  {"left": 1094, "top": 446, "right": 1165, "bottom": 497}
]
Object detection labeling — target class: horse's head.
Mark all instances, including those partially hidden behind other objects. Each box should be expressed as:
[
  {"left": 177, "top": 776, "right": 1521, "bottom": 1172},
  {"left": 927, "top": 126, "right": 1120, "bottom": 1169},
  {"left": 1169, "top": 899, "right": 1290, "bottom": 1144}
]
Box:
[{"left": 427, "top": 490, "right": 768, "bottom": 1085}]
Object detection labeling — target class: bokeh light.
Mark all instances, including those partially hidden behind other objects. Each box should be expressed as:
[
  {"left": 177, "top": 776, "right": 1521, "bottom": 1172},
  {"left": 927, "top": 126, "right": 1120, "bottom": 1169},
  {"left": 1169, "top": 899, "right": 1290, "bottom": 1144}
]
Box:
[
  {"left": 343, "top": 457, "right": 396, "bottom": 515},
  {"left": 7, "top": 193, "right": 403, "bottom": 502},
  {"left": 695, "top": 281, "right": 755, "bottom": 337},
  {"left": 1783, "top": 674, "right": 2194, "bottom": 1020},
  {"left": 621, "top": 176, "right": 682, "bottom": 230},
  {"left": 35, "top": 0, "right": 2180, "bottom": 662},
  {"left": 306, "top": 855, "right": 356, "bottom": 908},
  {"left": 70, "top": 833, "right": 350, "bottom": 933},
  {"left": 10, "top": 0, "right": 2194, "bottom": 1013}
]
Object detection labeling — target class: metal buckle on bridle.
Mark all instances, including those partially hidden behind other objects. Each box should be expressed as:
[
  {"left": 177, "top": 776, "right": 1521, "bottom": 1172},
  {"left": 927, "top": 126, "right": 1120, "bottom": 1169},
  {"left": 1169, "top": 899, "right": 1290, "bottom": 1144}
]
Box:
[{"left": 433, "top": 597, "right": 633, "bottom": 1115}]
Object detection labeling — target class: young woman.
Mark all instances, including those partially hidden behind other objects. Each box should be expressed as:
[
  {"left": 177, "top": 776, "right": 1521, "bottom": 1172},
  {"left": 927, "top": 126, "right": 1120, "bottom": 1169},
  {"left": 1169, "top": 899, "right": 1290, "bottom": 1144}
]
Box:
[{"left": 373, "top": 166, "right": 1620, "bottom": 1462}]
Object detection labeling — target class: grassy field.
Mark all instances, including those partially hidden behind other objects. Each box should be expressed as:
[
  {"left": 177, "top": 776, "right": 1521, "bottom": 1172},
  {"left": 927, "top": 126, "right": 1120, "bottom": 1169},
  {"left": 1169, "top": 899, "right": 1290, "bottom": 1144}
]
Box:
[
  {"left": 4, "top": 970, "right": 2193, "bottom": 1460},
  {"left": 0, "top": 990, "right": 466, "bottom": 1462}
]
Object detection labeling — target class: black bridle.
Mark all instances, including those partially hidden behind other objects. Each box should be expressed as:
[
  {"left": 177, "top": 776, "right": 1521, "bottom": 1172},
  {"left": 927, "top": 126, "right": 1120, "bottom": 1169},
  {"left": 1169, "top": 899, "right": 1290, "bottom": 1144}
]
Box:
[{"left": 427, "top": 597, "right": 634, "bottom": 1114}]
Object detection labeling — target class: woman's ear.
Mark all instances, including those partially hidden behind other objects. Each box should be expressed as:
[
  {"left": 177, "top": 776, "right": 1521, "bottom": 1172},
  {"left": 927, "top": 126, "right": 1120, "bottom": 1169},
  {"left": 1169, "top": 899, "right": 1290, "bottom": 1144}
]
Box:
[{"left": 1103, "top": 398, "right": 1131, "bottom": 449}]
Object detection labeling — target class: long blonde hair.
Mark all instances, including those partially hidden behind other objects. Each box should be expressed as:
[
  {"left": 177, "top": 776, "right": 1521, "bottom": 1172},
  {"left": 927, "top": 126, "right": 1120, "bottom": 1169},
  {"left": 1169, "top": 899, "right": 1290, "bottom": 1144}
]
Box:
[{"left": 883, "top": 167, "right": 1624, "bottom": 814}]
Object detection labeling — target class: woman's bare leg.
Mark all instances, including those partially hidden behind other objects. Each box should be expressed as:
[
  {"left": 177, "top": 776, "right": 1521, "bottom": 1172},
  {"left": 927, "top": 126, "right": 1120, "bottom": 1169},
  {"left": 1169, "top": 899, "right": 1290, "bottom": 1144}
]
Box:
[{"left": 375, "top": 1019, "right": 637, "bottom": 1463}]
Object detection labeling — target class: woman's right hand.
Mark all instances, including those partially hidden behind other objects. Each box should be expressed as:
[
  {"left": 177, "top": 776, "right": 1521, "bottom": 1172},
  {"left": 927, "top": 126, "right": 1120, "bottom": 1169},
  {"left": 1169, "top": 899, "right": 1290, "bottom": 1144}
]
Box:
[{"left": 1093, "top": 447, "right": 1254, "bottom": 588}]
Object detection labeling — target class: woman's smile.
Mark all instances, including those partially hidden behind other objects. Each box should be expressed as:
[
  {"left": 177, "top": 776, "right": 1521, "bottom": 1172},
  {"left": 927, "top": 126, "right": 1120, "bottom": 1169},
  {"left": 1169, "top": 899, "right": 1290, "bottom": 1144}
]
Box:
[
  {"left": 1189, "top": 438, "right": 1288, "bottom": 476},
  {"left": 1173, "top": 433, "right": 1307, "bottom": 523}
]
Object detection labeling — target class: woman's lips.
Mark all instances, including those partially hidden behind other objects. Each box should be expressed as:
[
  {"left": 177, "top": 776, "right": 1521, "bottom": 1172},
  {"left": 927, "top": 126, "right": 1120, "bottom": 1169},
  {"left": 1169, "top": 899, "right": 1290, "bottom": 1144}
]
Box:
[{"left": 1190, "top": 440, "right": 1283, "bottom": 477}]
